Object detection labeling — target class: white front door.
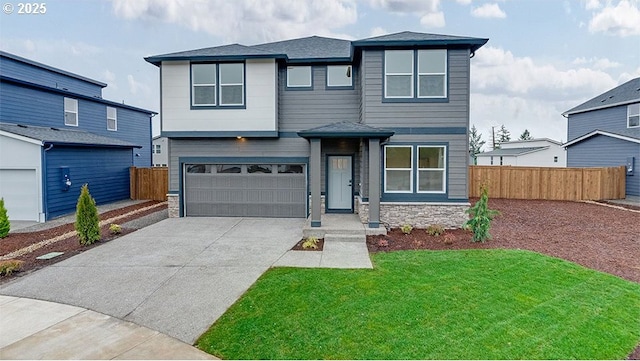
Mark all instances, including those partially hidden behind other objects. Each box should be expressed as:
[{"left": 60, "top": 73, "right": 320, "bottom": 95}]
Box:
[{"left": 327, "top": 156, "right": 352, "bottom": 211}]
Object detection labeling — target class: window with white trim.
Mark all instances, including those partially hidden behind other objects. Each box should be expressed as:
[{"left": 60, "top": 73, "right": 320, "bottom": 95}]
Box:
[
  {"left": 417, "top": 50, "right": 447, "bottom": 98},
  {"left": 327, "top": 65, "right": 352, "bottom": 87},
  {"left": 64, "top": 97, "right": 78, "bottom": 126},
  {"left": 384, "top": 146, "right": 413, "bottom": 192},
  {"left": 385, "top": 50, "right": 413, "bottom": 98},
  {"left": 107, "top": 107, "right": 117, "bottom": 131},
  {"left": 192, "top": 63, "right": 216, "bottom": 106},
  {"left": 154, "top": 144, "right": 161, "bottom": 154},
  {"left": 384, "top": 49, "right": 448, "bottom": 100},
  {"left": 219, "top": 63, "right": 244, "bottom": 105},
  {"left": 287, "top": 66, "right": 312, "bottom": 88},
  {"left": 417, "top": 146, "right": 446, "bottom": 193},
  {"left": 628, "top": 103, "right": 640, "bottom": 128}
]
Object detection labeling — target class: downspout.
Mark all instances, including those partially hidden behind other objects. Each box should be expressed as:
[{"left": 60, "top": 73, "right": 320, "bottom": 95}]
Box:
[{"left": 42, "top": 143, "right": 53, "bottom": 221}]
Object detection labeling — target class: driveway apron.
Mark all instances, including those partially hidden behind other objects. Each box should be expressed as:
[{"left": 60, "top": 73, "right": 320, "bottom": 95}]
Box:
[{"left": 0, "top": 217, "right": 305, "bottom": 344}]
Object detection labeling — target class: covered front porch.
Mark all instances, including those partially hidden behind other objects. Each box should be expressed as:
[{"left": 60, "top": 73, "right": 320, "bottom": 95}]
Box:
[{"left": 297, "top": 121, "right": 394, "bottom": 231}]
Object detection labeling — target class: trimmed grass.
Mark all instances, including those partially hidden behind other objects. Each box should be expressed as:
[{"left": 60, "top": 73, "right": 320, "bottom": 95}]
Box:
[{"left": 196, "top": 250, "right": 640, "bottom": 359}]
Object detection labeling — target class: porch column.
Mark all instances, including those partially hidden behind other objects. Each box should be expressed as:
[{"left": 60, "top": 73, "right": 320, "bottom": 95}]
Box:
[
  {"left": 368, "top": 138, "right": 381, "bottom": 228},
  {"left": 310, "top": 138, "right": 322, "bottom": 227}
]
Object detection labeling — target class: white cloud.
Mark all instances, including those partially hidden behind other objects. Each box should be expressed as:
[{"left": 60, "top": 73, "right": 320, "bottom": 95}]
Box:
[
  {"left": 572, "top": 56, "right": 621, "bottom": 70},
  {"left": 588, "top": 0, "right": 640, "bottom": 37},
  {"left": 101, "top": 69, "right": 118, "bottom": 90},
  {"left": 369, "top": 26, "right": 388, "bottom": 37},
  {"left": 456, "top": 0, "right": 473, "bottom": 4},
  {"left": 471, "top": 3, "right": 506, "bottom": 18},
  {"left": 110, "top": 0, "right": 358, "bottom": 43},
  {"left": 367, "top": 0, "right": 445, "bottom": 28},
  {"left": 584, "top": 0, "right": 601, "bottom": 10},
  {"left": 127, "top": 74, "right": 151, "bottom": 96},
  {"left": 420, "top": 11, "right": 445, "bottom": 27}
]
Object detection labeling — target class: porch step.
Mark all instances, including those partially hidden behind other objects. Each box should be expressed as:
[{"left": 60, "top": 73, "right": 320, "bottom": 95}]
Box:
[{"left": 324, "top": 234, "right": 366, "bottom": 243}]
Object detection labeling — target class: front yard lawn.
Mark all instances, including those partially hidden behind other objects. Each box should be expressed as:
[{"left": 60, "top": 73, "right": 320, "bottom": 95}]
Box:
[{"left": 197, "top": 249, "right": 640, "bottom": 359}]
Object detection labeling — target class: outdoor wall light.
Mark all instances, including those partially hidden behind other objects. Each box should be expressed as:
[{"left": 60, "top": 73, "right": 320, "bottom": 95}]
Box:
[{"left": 63, "top": 174, "right": 72, "bottom": 190}]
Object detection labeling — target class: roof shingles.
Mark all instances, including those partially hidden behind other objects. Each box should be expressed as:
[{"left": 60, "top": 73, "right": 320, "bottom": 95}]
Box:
[{"left": 0, "top": 123, "right": 140, "bottom": 148}]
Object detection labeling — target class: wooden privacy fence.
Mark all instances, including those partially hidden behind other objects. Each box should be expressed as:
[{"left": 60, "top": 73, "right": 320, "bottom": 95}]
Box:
[
  {"left": 469, "top": 165, "right": 626, "bottom": 201},
  {"left": 130, "top": 167, "right": 168, "bottom": 201}
]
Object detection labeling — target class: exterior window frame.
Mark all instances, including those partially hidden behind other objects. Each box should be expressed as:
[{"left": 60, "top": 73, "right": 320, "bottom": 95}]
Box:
[
  {"left": 191, "top": 62, "right": 245, "bottom": 109},
  {"left": 384, "top": 145, "right": 413, "bottom": 193},
  {"left": 106, "top": 106, "right": 117, "bottom": 131},
  {"left": 416, "top": 145, "right": 447, "bottom": 194},
  {"left": 286, "top": 66, "right": 313, "bottom": 89},
  {"left": 384, "top": 50, "right": 414, "bottom": 99},
  {"left": 154, "top": 144, "right": 161, "bottom": 154},
  {"left": 628, "top": 103, "right": 640, "bottom": 128},
  {"left": 383, "top": 49, "right": 449, "bottom": 103},
  {"left": 64, "top": 97, "right": 78, "bottom": 127},
  {"left": 417, "top": 49, "right": 448, "bottom": 99},
  {"left": 326, "top": 64, "right": 353, "bottom": 89}
]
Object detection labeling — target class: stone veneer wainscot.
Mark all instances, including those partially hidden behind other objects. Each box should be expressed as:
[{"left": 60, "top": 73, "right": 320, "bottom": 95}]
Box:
[{"left": 356, "top": 197, "right": 469, "bottom": 229}]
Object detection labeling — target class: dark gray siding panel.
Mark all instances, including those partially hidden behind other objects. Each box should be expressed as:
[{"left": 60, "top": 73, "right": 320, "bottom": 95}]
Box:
[
  {"left": 0, "top": 56, "right": 103, "bottom": 97},
  {"left": 567, "top": 105, "right": 633, "bottom": 141},
  {"left": 169, "top": 138, "right": 310, "bottom": 191},
  {"left": 362, "top": 49, "right": 470, "bottom": 128},
  {"left": 567, "top": 135, "right": 640, "bottom": 196},
  {"left": 278, "top": 65, "right": 360, "bottom": 131}
]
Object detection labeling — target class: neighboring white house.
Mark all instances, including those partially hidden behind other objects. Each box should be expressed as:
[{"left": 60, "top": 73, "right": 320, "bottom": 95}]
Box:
[
  {"left": 152, "top": 136, "right": 168, "bottom": 167},
  {"left": 476, "top": 138, "right": 566, "bottom": 167}
]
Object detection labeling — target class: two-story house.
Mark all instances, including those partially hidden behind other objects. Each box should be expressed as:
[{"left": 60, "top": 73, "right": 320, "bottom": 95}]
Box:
[
  {"left": 145, "top": 31, "right": 488, "bottom": 229},
  {"left": 563, "top": 77, "right": 640, "bottom": 197},
  {"left": 152, "top": 136, "right": 168, "bottom": 166},
  {"left": 0, "top": 51, "right": 156, "bottom": 222},
  {"left": 476, "top": 138, "right": 566, "bottom": 167}
]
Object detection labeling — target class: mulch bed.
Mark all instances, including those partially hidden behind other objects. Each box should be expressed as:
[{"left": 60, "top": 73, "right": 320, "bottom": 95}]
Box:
[
  {"left": 291, "top": 238, "right": 325, "bottom": 251},
  {"left": 1, "top": 201, "right": 165, "bottom": 282}
]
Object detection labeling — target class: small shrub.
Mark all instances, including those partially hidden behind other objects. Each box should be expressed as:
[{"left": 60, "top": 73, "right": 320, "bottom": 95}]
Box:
[
  {"left": 377, "top": 239, "right": 389, "bottom": 247},
  {"left": 400, "top": 224, "right": 413, "bottom": 235},
  {"left": 0, "top": 259, "right": 24, "bottom": 276},
  {"left": 443, "top": 233, "right": 455, "bottom": 245},
  {"left": 75, "top": 184, "right": 100, "bottom": 246},
  {"left": 463, "top": 184, "right": 500, "bottom": 242},
  {"left": 302, "top": 237, "right": 318, "bottom": 250},
  {"left": 0, "top": 198, "right": 10, "bottom": 238},
  {"left": 109, "top": 224, "right": 122, "bottom": 235},
  {"left": 426, "top": 224, "right": 445, "bottom": 236}
]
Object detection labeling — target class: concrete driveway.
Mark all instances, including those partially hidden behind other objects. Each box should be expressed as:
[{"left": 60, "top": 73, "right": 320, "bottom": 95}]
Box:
[{"left": 0, "top": 217, "right": 305, "bottom": 344}]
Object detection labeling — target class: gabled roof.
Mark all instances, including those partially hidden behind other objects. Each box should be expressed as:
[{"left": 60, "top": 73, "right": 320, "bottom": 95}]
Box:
[
  {"left": 476, "top": 147, "right": 547, "bottom": 157},
  {"left": 0, "top": 123, "right": 141, "bottom": 148},
  {"left": 144, "top": 44, "right": 286, "bottom": 65},
  {"left": 499, "top": 138, "right": 562, "bottom": 146},
  {"left": 0, "top": 51, "right": 107, "bottom": 88},
  {"left": 563, "top": 128, "right": 640, "bottom": 147},
  {"left": 297, "top": 121, "right": 394, "bottom": 139},
  {"left": 563, "top": 77, "right": 640, "bottom": 116},
  {"left": 352, "top": 31, "right": 488, "bottom": 53},
  {"left": 254, "top": 36, "right": 352, "bottom": 62}
]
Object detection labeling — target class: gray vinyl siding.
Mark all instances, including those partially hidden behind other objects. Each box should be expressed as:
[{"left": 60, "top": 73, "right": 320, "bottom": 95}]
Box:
[
  {"left": 169, "top": 137, "right": 309, "bottom": 191},
  {"left": 361, "top": 48, "right": 470, "bottom": 128},
  {"left": 567, "top": 105, "right": 634, "bottom": 141},
  {"left": 567, "top": 135, "right": 640, "bottom": 196},
  {"left": 278, "top": 65, "right": 360, "bottom": 131}
]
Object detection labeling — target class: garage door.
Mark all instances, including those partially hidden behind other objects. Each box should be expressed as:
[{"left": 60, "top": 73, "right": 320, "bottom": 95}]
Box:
[
  {"left": 0, "top": 169, "right": 39, "bottom": 221},
  {"left": 184, "top": 163, "right": 306, "bottom": 218}
]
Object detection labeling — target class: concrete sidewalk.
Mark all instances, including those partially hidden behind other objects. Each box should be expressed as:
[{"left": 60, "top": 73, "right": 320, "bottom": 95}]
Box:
[{"left": 0, "top": 295, "right": 214, "bottom": 359}]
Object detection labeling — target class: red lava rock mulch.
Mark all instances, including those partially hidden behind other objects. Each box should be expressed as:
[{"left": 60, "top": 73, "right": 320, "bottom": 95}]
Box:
[{"left": 0, "top": 201, "right": 166, "bottom": 282}]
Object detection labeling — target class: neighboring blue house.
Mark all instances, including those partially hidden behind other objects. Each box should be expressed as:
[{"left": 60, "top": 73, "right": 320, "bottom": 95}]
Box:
[
  {"left": 145, "top": 31, "right": 488, "bottom": 229},
  {"left": 0, "top": 51, "right": 156, "bottom": 222},
  {"left": 563, "top": 77, "right": 640, "bottom": 197}
]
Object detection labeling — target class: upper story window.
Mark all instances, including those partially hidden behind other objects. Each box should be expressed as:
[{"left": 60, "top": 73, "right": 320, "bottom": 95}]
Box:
[
  {"left": 287, "top": 66, "right": 312, "bottom": 88},
  {"left": 191, "top": 62, "right": 244, "bottom": 107},
  {"left": 106, "top": 107, "right": 117, "bottom": 131},
  {"left": 327, "top": 65, "right": 352, "bottom": 88},
  {"left": 628, "top": 103, "right": 640, "bottom": 128},
  {"left": 64, "top": 97, "right": 78, "bottom": 126},
  {"left": 384, "top": 49, "right": 448, "bottom": 100}
]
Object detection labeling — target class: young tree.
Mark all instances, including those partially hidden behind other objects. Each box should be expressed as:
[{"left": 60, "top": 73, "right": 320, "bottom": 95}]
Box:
[
  {"left": 519, "top": 129, "right": 532, "bottom": 141},
  {"left": 75, "top": 184, "right": 100, "bottom": 245},
  {"left": 497, "top": 125, "right": 511, "bottom": 145},
  {"left": 0, "top": 198, "right": 10, "bottom": 238},
  {"left": 469, "top": 125, "right": 486, "bottom": 164}
]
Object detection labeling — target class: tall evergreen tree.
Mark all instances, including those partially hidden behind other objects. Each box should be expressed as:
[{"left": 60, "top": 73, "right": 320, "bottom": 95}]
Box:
[
  {"left": 75, "top": 184, "right": 100, "bottom": 245},
  {"left": 0, "top": 198, "right": 10, "bottom": 238},
  {"left": 469, "top": 125, "right": 486, "bottom": 164},
  {"left": 497, "top": 125, "right": 511, "bottom": 145},
  {"left": 519, "top": 129, "right": 532, "bottom": 140}
]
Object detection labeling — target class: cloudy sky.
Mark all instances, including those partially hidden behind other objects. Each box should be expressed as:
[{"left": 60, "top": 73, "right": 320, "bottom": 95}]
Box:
[{"left": 1, "top": 0, "right": 639, "bottom": 147}]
